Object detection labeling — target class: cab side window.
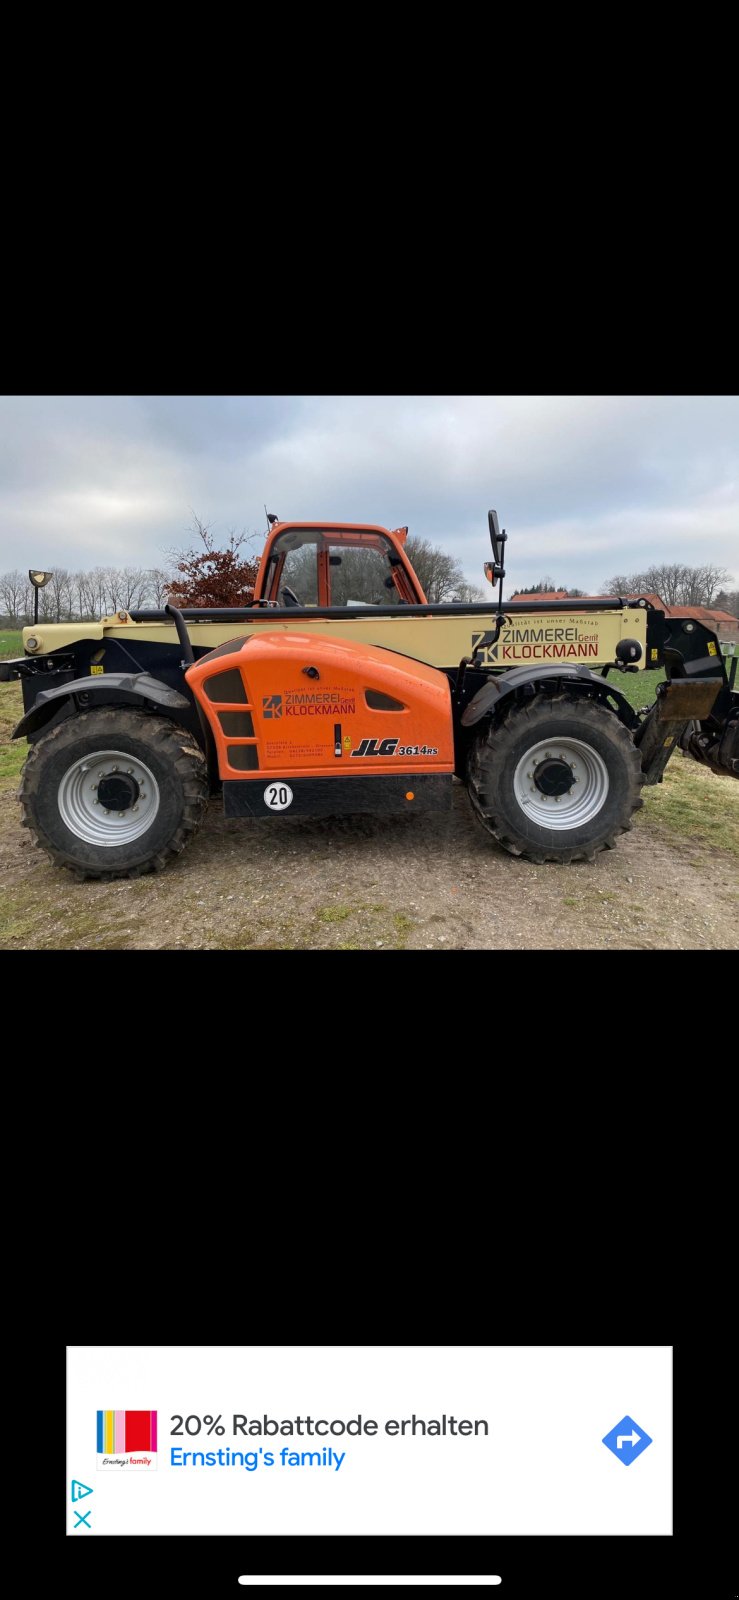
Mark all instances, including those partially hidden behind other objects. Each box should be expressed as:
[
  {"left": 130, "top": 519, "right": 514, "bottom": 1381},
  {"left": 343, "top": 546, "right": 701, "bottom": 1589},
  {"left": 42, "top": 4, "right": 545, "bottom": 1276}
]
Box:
[
  {"left": 328, "top": 545, "right": 401, "bottom": 606},
  {"left": 281, "top": 542, "right": 318, "bottom": 605}
]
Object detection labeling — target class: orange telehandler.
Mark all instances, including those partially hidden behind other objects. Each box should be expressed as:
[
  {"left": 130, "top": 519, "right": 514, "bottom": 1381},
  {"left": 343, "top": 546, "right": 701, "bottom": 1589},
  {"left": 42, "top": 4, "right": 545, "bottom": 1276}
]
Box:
[{"left": 3, "top": 510, "right": 735, "bottom": 878}]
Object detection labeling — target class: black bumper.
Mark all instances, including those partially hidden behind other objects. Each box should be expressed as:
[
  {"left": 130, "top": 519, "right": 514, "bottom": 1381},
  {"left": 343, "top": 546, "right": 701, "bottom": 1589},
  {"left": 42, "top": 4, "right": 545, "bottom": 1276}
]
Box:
[
  {"left": 223, "top": 773, "right": 453, "bottom": 818},
  {"left": 0, "top": 657, "right": 27, "bottom": 682}
]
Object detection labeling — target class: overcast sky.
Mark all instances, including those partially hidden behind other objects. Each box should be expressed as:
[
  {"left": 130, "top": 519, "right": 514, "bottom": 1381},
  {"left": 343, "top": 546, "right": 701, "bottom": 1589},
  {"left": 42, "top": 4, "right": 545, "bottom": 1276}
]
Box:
[{"left": 1, "top": 395, "right": 736, "bottom": 593}]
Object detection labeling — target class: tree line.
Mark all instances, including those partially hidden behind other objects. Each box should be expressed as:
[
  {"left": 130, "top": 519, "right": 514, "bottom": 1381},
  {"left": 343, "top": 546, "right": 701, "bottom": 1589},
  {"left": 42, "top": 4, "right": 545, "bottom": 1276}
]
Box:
[
  {"left": 600, "top": 562, "right": 736, "bottom": 612},
  {"left": 508, "top": 565, "right": 737, "bottom": 615},
  {"left": 0, "top": 565, "right": 175, "bottom": 626},
  {"left": 0, "top": 517, "right": 264, "bottom": 624},
  {"left": 2, "top": 541, "right": 736, "bottom": 626},
  {"left": 509, "top": 577, "right": 586, "bottom": 598},
  {"left": 0, "top": 527, "right": 486, "bottom": 623}
]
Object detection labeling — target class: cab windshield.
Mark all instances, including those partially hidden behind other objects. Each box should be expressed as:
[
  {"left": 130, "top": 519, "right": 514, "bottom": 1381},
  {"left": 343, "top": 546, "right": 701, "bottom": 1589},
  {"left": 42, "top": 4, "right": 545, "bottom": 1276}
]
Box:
[{"left": 265, "top": 530, "right": 414, "bottom": 607}]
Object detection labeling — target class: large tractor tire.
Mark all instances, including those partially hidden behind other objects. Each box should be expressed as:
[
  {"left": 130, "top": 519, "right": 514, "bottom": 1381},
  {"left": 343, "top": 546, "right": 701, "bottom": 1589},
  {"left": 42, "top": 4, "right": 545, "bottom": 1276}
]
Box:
[
  {"left": 19, "top": 708, "right": 208, "bottom": 880},
  {"left": 467, "top": 691, "right": 644, "bottom": 864}
]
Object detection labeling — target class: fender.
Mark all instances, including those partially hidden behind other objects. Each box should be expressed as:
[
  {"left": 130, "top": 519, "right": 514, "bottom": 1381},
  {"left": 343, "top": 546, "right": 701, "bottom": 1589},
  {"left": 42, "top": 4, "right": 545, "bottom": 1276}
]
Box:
[
  {"left": 12, "top": 672, "right": 191, "bottom": 740},
  {"left": 460, "top": 663, "right": 639, "bottom": 730}
]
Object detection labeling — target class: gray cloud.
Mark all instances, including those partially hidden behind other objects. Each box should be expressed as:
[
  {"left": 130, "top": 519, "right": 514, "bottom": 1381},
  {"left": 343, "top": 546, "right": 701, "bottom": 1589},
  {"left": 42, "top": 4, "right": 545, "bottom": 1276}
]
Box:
[{"left": 0, "top": 395, "right": 736, "bottom": 592}]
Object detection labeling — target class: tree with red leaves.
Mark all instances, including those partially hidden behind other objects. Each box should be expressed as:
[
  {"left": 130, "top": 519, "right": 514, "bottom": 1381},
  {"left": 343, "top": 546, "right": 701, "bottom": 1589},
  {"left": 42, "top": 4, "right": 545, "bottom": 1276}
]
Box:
[{"left": 167, "top": 518, "right": 260, "bottom": 607}]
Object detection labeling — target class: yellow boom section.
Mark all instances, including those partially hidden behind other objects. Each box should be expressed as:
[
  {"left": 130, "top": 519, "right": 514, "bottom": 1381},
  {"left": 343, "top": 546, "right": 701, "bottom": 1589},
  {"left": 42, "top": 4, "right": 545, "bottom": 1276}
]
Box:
[{"left": 22, "top": 606, "right": 648, "bottom": 672}]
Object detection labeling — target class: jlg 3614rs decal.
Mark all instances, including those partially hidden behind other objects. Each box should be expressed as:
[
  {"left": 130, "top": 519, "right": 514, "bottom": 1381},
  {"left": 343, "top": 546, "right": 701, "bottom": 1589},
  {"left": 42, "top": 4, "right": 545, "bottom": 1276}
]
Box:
[{"left": 350, "top": 738, "right": 439, "bottom": 758}]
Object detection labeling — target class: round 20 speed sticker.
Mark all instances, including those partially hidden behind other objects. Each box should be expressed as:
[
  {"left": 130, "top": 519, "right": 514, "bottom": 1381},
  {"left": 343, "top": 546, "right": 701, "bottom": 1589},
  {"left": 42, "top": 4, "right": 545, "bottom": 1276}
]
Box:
[{"left": 264, "top": 782, "right": 293, "bottom": 811}]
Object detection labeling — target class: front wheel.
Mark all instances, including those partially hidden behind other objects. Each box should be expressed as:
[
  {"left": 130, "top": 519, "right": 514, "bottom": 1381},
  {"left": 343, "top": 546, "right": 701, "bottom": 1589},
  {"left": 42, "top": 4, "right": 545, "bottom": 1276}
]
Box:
[
  {"left": 467, "top": 692, "right": 644, "bottom": 863},
  {"left": 19, "top": 707, "right": 209, "bottom": 879}
]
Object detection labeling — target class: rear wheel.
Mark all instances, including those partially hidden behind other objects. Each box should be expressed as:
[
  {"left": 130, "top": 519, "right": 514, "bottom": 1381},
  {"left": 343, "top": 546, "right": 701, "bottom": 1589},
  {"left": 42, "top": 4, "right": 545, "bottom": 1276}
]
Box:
[
  {"left": 467, "top": 692, "right": 643, "bottom": 863},
  {"left": 19, "top": 708, "right": 208, "bottom": 879}
]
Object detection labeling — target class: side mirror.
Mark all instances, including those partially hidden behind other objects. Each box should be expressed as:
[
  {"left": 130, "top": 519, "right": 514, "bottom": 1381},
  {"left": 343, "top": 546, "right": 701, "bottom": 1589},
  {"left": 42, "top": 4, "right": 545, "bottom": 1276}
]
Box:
[{"left": 487, "top": 510, "right": 506, "bottom": 575}]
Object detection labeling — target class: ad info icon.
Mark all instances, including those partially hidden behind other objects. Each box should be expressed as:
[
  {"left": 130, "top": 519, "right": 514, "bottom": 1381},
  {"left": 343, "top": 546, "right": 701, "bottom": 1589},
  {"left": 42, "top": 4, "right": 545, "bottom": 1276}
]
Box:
[{"left": 97, "top": 1410, "right": 157, "bottom": 1471}]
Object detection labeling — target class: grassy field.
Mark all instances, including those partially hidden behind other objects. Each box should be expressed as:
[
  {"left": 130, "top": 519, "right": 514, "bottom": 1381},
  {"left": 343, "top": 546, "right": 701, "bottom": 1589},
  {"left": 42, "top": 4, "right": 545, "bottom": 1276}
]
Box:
[
  {"left": 0, "top": 683, "right": 24, "bottom": 787},
  {"left": 0, "top": 635, "right": 25, "bottom": 786},
  {"left": 617, "top": 667, "right": 664, "bottom": 709}
]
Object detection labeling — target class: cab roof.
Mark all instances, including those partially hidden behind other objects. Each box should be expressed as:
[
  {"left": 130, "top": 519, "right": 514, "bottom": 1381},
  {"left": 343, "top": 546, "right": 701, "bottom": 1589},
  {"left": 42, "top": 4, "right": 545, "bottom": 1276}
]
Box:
[{"left": 268, "top": 521, "right": 408, "bottom": 543}]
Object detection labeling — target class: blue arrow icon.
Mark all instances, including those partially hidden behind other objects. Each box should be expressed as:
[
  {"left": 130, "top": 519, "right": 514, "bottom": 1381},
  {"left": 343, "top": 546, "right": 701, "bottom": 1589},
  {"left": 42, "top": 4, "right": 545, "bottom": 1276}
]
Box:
[
  {"left": 602, "top": 1415, "right": 652, "bottom": 1465},
  {"left": 72, "top": 1480, "right": 93, "bottom": 1501}
]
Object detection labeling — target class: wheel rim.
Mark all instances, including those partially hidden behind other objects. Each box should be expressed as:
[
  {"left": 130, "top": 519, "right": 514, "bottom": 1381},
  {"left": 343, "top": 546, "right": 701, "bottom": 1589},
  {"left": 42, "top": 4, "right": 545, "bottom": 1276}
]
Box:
[
  {"left": 57, "top": 749, "right": 160, "bottom": 846},
  {"left": 513, "top": 736, "right": 609, "bottom": 830}
]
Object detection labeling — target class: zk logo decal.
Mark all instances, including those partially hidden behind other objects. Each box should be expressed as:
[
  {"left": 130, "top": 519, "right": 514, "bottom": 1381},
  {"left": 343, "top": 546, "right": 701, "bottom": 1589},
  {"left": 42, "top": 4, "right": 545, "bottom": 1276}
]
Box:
[
  {"left": 472, "top": 623, "right": 600, "bottom": 664},
  {"left": 265, "top": 689, "right": 356, "bottom": 717}
]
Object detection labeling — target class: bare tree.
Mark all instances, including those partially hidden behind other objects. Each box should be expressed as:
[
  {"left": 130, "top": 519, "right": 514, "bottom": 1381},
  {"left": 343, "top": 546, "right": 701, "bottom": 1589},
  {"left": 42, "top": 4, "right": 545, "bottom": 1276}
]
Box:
[
  {"left": 75, "top": 567, "right": 109, "bottom": 618},
  {"left": 148, "top": 568, "right": 173, "bottom": 607},
  {"left": 101, "top": 567, "right": 120, "bottom": 612},
  {"left": 600, "top": 574, "right": 639, "bottom": 596},
  {"left": 73, "top": 570, "right": 97, "bottom": 619},
  {"left": 715, "top": 589, "right": 739, "bottom": 619},
  {"left": 48, "top": 567, "right": 73, "bottom": 622},
  {"left": 453, "top": 580, "right": 487, "bottom": 602},
  {"left": 686, "top": 564, "right": 732, "bottom": 607},
  {"left": 601, "top": 562, "right": 734, "bottom": 608},
  {"left": 37, "top": 584, "right": 56, "bottom": 621},
  {"left": 404, "top": 536, "right": 467, "bottom": 602},
  {"left": 642, "top": 564, "right": 688, "bottom": 605},
  {"left": 0, "top": 570, "right": 27, "bottom": 625},
  {"left": 93, "top": 568, "right": 111, "bottom": 616},
  {"left": 104, "top": 565, "right": 143, "bottom": 613},
  {"left": 117, "top": 567, "right": 150, "bottom": 610}
]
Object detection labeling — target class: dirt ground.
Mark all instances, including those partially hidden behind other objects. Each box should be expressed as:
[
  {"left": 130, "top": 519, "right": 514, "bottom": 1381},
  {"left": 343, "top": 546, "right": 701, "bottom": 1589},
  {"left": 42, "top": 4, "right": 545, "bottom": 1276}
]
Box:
[{"left": 1, "top": 692, "right": 737, "bottom": 951}]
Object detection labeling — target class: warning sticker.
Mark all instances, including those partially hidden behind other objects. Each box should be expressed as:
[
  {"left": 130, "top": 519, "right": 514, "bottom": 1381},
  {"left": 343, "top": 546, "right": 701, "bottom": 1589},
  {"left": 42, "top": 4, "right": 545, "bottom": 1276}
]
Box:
[{"left": 265, "top": 740, "right": 324, "bottom": 758}]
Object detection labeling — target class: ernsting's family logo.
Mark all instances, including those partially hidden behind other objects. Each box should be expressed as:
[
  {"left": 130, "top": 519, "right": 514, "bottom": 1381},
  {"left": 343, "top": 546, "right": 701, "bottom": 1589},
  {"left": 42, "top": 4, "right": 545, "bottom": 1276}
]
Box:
[{"left": 97, "top": 1410, "right": 158, "bottom": 1471}]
